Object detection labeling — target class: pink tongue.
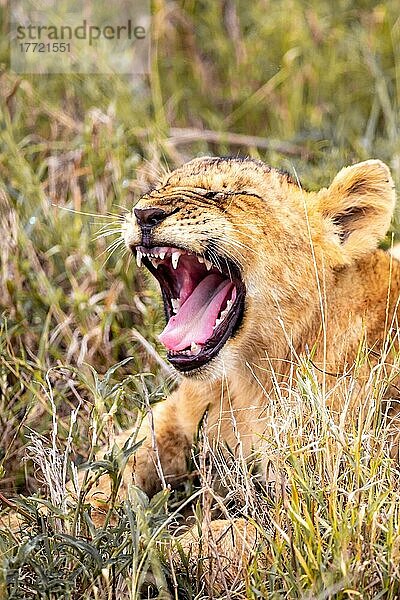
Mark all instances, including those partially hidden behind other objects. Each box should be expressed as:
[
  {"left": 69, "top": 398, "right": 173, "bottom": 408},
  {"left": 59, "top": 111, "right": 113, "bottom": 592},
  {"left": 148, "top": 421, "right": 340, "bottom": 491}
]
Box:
[{"left": 159, "top": 274, "right": 234, "bottom": 351}]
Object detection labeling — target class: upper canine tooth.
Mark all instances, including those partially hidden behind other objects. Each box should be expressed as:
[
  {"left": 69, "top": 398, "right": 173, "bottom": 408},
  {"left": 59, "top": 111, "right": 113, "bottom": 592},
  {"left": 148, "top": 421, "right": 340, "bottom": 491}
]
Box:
[
  {"left": 136, "top": 249, "right": 142, "bottom": 267},
  {"left": 172, "top": 251, "right": 181, "bottom": 269},
  {"left": 197, "top": 256, "right": 204, "bottom": 264},
  {"left": 205, "top": 259, "right": 212, "bottom": 271}
]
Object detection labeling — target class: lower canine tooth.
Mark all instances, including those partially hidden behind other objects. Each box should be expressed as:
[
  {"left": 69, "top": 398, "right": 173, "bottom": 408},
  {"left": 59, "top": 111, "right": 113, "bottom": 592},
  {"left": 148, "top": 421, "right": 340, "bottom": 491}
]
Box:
[
  {"left": 190, "top": 342, "right": 201, "bottom": 355},
  {"left": 136, "top": 250, "right": 142, "bottom": 267},
  {"left": 172, "top": 252, "right": 180, "bottom": 269},
  {"left": 171, "top": 298, "right": 180, "bottom": 313}
]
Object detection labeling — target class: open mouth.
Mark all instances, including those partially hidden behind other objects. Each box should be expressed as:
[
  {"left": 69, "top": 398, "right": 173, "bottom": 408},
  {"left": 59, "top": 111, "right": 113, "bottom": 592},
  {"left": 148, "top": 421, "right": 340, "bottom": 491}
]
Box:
[{"left": 134, "top": 245, "right": 246, "bottom": 372}]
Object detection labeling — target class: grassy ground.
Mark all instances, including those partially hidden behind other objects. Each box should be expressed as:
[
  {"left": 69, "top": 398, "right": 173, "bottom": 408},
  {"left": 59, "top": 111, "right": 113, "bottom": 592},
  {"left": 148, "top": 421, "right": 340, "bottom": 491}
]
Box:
[{"left": 1, "top": 0, "right": 400, "bottom": 597}]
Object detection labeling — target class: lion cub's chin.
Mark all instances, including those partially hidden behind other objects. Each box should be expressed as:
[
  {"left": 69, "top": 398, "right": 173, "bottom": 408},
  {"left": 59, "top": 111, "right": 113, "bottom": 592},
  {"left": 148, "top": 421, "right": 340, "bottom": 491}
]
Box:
[{"left": 176, "top": 343, "right": 239, "bottom": 381}]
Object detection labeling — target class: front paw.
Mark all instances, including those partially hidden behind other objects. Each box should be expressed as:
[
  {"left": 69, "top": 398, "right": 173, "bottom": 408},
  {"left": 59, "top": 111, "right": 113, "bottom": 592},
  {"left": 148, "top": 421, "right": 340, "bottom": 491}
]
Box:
[
  {"left": 173, "top": 518, "right": 266, "bottom": 594},
  {"left": 131, "top": 444, "right": 164, "bottom": 497}
]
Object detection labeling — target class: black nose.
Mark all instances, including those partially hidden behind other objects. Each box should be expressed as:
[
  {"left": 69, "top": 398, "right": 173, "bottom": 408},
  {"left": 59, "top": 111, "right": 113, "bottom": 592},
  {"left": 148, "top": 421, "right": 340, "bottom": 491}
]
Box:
[{"left": 134, "top": 207, "right": 168, "bottom": 228}]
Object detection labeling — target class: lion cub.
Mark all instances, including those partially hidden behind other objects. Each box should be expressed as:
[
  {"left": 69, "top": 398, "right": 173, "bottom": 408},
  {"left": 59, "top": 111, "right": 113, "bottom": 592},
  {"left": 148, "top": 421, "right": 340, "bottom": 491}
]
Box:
[
  {"left": 118, "top": 157, "right": 400, "bottom": 496},
  {"left": 82, "top": 156, "right": 399, "bottom": 510}
]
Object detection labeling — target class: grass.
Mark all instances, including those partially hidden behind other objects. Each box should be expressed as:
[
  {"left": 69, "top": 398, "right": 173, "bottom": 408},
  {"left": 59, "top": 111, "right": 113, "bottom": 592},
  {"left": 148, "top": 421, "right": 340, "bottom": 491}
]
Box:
[{"left": 1, "top": 0, "right": 400, "bottom": 597}]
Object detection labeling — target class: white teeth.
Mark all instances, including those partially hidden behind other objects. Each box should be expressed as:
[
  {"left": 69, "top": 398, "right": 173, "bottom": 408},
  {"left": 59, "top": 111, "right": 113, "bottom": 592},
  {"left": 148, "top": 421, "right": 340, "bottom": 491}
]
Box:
[
  {"left": 171, "top": 298, "right": 181, "bottom": 313},
  {"left": 213, "top": 299, "right": 235, "bottom": 330},
  {"left": 136, "top": 249, "right": 142, "bottom": 267},
  {"left": 219, "top": 308, "right": 229, "bottom": 320},
  {"left": 171, "top": 343, "right": 202, "bottom": 356},
  {"left": 137, "top": 248, "right": 169, "bottom": 262},
  {"left": 205, "top": 259, "right": 213, "bottom": 271},
  {"left": 197, "top": 256, "right": 204, "bottom": 264},
  {"left": 213, "top": 318, "right": 222, "bottom": 330},
  {"left": 172, "top": 251, "right": 181, "bottom": 269},
  {"left": 190, "top": 342, "right": 201, "bottom": 355}
]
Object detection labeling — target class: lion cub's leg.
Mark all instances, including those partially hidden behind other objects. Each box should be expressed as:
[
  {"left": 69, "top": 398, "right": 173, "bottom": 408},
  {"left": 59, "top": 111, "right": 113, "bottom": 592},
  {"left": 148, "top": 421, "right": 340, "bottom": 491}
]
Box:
[
  {"left": 129, "top": 379, "right": 219, "bottom": 495},
  {"left": 80, "top": 380, "right": 212, "bottom": 511},
  {"left": 129, "top": 391, "right": 194, "bottom": 496}
]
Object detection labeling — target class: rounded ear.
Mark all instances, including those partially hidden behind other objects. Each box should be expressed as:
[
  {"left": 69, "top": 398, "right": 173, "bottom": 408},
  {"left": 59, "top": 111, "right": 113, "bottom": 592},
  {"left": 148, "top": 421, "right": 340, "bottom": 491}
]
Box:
[{"left": 316, "top": 160, "right": 396, "bottom": 261}]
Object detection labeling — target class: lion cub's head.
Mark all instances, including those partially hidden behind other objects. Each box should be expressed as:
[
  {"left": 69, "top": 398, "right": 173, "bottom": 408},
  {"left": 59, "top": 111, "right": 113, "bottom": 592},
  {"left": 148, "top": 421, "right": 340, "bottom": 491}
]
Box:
[{"left": 123, "top": 157, "right": 395, "bottom": 378}]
